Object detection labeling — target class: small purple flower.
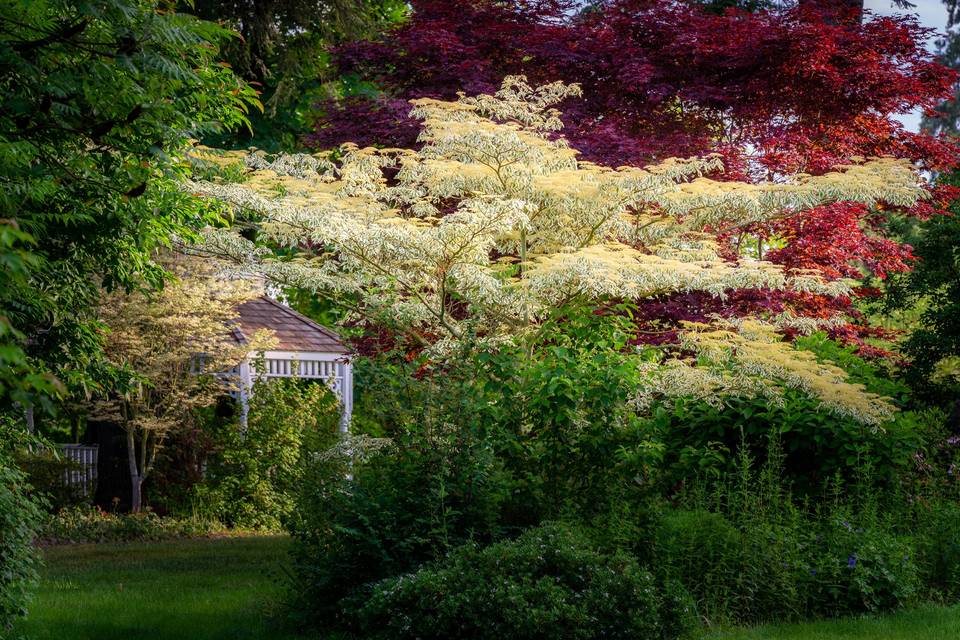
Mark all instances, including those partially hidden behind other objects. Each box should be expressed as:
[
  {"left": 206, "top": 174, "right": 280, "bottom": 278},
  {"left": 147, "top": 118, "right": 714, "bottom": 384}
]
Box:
[
  {"left": 810, "top": 569, "right": 818, "bottom": 576},
  {"left": 847, "top": 554, "right": 857, "bottom": 569},
  {"left": 947, "top": 436, "right": 959, "bottom": 446}
]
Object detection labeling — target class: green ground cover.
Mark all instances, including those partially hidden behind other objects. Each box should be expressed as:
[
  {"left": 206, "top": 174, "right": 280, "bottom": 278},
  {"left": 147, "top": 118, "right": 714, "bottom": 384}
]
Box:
[
  {"left": 11, "top": 536, "right": 301, "bottom": 640},
  {"left": 704, "top": 604, "right": 960, "bottom": 640},
  {"left": 11, "top": 535, "right": 960, "bottom": 640}
]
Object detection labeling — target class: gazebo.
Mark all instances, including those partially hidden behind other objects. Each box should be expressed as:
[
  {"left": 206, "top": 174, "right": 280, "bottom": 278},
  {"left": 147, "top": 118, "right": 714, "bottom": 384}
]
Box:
[{"left": 231, "top": 296, "right": 353, "bottom": 432}]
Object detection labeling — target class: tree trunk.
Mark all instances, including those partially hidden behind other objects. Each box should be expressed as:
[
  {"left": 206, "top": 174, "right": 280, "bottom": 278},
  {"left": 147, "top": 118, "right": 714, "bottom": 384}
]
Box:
[
  {"left": 126, "top": 428, "right": 143, "bottom": 513},
  {"left": 24, "top": 405, "right": 34, "bottom": 433}
]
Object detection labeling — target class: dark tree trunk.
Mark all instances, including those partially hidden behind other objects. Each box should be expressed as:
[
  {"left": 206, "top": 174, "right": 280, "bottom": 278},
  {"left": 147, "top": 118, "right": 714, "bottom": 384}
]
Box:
[{"left": 126, "top": 428, "right": 143, "bottom": 513}]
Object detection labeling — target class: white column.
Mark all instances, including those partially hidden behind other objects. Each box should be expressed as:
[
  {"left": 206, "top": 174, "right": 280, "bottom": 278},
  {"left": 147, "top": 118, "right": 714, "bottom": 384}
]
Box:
[
  {"left": 238, "top": 359, "right": 251, "bottom": 434},
  {"left": 337, "top": 360, "right": 353, "bottom": 433}
]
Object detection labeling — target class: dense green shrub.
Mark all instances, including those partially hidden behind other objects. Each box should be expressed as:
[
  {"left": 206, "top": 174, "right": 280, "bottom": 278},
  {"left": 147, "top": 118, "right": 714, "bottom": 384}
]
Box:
[
  {"left": 653, "top": 436, "right": 924, "bottom": 625},
  {"left": 655, "top": 509, "right": 803, "bottom": 623},
  {"left": 652, "top": 392, "right": 931, "bottom": 494},
  {"left": 289, "top": 308, "right": 665, "bottom": 628},
  {"left": 40, "top": 506, "right": 224, "bottom": 545},
  {"left": 194, "top": 378, "right": 338, "bottom": 529},
  {"left": 290, "top": 421, "right": 514, "bottom": 626},
  {"left": 0, "top": 463, "right": 43, "bottom": 630},
  {"left": 350, "top": 522, "right": 697, "bottom": 640},
  {"left": 913, "top": 501, "right": 960, "bottom": 601},
  {"left": 287, "top": 310, "right": 957, "bottom": 636},
  {"left": 655, "top": 507, "right": 920, "bottom": 623},
  {"left": 798, "top": 512, "right": 918, "bottom": 616}
]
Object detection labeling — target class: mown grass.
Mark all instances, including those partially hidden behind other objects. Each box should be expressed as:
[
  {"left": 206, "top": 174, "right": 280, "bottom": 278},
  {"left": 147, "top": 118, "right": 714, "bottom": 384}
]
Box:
[
  {"left": 703, "top": 603, "right": 960, "bottom": 640},
  {"left": 12, "top": 535, "right": 303, "bottom": 640},
  {"left": 12, "top": 535, "right": 960, "bottom": 640}
]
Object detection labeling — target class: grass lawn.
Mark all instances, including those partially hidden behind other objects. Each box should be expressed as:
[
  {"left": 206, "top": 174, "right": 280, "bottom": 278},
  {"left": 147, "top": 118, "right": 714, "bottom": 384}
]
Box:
[
  {"left": 12, "top": 535, "right": 304, "bottom": 640},
  {"left": 12, "top": 535, "right": 960, "bottom": 640},
  {"left": 703, "top": 604, "right": 960, "bottom": 639}
]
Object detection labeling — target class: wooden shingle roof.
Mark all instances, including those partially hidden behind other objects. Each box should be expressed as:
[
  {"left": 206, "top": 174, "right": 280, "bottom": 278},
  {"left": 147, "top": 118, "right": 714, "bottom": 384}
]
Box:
[{"left": 234, "top": 296, "right": 349, "bottom": 354}]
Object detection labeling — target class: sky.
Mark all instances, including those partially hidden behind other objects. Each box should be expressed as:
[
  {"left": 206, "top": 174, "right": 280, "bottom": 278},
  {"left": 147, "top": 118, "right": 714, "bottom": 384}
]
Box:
[{"left": 864, "top": 0, "right": 949, "bottom": 131}]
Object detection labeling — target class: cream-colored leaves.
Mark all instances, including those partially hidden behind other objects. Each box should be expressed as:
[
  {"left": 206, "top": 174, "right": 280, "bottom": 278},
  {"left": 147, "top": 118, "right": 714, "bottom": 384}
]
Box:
[
  {"left": 184, "top": 77, "right": 927, "bottom": 426},
  {"left": 187, "top": 77, "right": 928, "bottom": 343},
  {"left": 656, "top": 157, "right": 923, "bottom": 230},
  {"left": 675, "top": 320, "right": 896, "bottom": 427}
]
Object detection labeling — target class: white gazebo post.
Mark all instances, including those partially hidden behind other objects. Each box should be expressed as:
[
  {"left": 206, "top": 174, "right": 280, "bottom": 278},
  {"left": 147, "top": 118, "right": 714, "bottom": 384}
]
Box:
[
  {"left": 337, "top": 358, "right": 353, "bottom": 433},
  {"left": 236, "top": 358, "right": 253, "bottom": 432}
]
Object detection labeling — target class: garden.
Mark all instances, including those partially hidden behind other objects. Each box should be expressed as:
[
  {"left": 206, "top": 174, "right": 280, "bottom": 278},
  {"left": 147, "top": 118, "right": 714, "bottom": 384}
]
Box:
[{"left": 3, "top": 1, "right": 960, "bottom": 639}]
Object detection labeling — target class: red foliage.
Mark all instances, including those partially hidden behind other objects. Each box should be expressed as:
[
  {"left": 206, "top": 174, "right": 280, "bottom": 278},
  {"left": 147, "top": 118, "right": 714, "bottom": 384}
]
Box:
[
  {"left": 313, "top": 1, "right": 956, "bottom": 170},
  {"left": 309, "top": 0, "right": 960, "bottom": 355},
  {"left": 766, "top": 203, "right": 915, "bottom": 280}
]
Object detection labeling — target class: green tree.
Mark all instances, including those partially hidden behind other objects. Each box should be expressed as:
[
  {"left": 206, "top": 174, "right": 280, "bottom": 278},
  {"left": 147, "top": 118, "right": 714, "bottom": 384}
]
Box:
[
  {"left": 93, "top": 257, "right": 268, "bottom": 512},
  {"left": 187, "top": 0, "right": 407, "bottom": 150},
  {"left": 0, "top": 0, "right": 258, "bottom": 417},
  {"left": 922, "top": 1, "right": 959, "bottom": 135},
  {"left": 886, "top": 171, "right": 960, "bottom": 414}
]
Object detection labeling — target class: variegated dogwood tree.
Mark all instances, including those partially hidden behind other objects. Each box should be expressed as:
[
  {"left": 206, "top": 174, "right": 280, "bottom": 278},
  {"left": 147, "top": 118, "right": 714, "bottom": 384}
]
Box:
[{"left": 187, "top": 77, "right": 927, "bottom": 428}]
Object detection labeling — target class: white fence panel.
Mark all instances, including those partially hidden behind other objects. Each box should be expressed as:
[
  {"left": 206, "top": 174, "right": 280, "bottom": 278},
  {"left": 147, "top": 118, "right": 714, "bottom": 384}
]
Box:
[{"left": 57, "top": 444, "right": 98, "bottom": 497}]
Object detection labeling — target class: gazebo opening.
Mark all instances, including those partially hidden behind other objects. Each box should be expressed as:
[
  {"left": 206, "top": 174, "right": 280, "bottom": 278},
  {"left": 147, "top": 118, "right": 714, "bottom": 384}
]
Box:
[{"left": 231, "top": 296, "right": 353, "bottom": 432}]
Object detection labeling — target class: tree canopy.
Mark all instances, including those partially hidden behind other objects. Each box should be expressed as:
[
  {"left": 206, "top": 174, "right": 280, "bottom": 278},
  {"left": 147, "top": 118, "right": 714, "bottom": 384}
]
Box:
[
  {"left": 191, "top": 77, "right": 926, "bottom": 426},
  {"left": 0, "top": 0, "right": 257, "bottom": 413}
]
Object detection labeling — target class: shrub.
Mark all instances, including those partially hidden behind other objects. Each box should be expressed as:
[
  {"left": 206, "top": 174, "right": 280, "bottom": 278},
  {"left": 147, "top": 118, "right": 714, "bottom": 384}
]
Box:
[
  {"left": 194, "top": 377, "right": 339, "bottom": 529},
  {"left": 652, "top": 392, "right": 928, "bottom": 495},
  {"left": 40, "top": 505, "right": 223, "bottom": 545},
  {"left": 798, "top": 513, "right": 918, "bottom": 616},
  {"left": 654, "top": 509, "right": 802, "bottom": 624},
  {"left": 653, "top": 432, "right": 925, "bottom": 624},
  {"left": 909, "top": 500, "right": 960, "bottom": 601},
  {"left": 289, "top": 422, "right": 514, "bottom": 627},
  {"left": 350, "top": 522, "right": 697, "bottom": 640},
  {"left": 0, "top": 463, "right": 43, "bottom": 630}
]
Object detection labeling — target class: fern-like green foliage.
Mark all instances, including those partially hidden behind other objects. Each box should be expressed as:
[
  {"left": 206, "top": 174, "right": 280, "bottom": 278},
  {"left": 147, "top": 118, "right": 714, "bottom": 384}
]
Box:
[{"left": 0, "top": 0, "right": 259, "bottom": 410}]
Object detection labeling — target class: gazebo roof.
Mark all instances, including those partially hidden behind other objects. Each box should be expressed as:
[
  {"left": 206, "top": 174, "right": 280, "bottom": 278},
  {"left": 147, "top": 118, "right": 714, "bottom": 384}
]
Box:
[{"left": 234, "top": 296, "right": 349, "bottom": 354}]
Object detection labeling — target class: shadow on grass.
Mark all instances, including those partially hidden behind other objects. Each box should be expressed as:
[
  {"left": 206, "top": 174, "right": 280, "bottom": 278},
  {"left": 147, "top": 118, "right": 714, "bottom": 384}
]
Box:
[{"left": 14, "top": 536, "right": 309, "bottom": 640}]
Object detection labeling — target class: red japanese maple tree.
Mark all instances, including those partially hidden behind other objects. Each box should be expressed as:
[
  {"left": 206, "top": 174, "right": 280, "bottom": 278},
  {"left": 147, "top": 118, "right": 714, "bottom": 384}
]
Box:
[{"left": 307, "top": 0, "right": 959, "bottom": 354}]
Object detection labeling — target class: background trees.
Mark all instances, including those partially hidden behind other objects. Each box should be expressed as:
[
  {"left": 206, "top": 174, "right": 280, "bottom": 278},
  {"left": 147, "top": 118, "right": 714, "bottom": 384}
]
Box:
[
  {"left": 302, "top": 0, "right": 957, "bottom": 358},
  {"left": 187, "top": 0, "right": 407, "bottom": 149},
  {"left": 0, "top": 0, "right": 257, "bottom": 418},
  {"left": 93, "top": 257, "right": 267, "bottom": 512}
]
